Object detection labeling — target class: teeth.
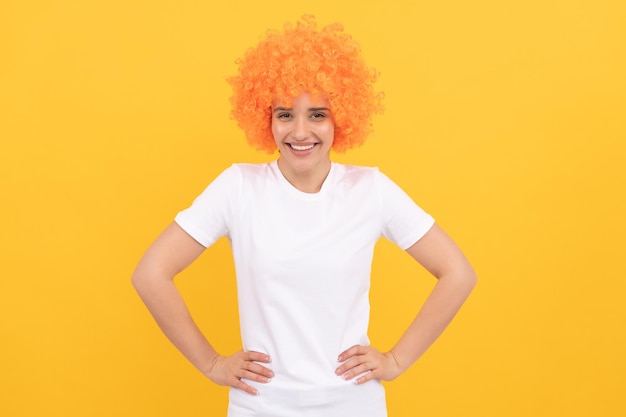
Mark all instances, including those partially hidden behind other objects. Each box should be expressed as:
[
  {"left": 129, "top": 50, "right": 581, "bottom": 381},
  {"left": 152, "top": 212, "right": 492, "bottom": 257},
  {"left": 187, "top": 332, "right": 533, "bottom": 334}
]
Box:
[{"left": 291, "top": 144, "right": 315, "bottom": 151}]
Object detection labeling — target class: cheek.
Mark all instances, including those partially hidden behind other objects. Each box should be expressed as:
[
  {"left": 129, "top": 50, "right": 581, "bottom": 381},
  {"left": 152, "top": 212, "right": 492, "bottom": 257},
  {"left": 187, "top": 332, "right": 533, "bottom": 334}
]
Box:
[
  {"left": 324, "top": 124, "right": 335, "bottom": 143},
  {"left": 271, "top": 120, "right": 281, "bottom": 141}
]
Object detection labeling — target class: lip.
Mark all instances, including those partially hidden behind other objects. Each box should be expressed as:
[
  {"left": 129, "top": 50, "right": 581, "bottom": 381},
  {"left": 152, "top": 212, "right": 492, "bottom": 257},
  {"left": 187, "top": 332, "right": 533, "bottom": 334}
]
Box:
[{"left": 286, "top": 143, "right": 318, "bottom": 154}]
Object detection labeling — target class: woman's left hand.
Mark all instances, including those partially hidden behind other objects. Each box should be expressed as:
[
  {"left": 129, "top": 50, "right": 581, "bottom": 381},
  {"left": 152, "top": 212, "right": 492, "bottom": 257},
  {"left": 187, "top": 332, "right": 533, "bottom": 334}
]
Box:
[{"left": 335, "top": 345, "right": 403, "bottom": 384}]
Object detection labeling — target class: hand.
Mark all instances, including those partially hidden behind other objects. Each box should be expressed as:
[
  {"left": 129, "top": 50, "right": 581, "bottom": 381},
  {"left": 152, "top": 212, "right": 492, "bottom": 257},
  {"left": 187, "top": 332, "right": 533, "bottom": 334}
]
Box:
[
  {"left": 335, "top": 345, "right": 402, "bottom": 384},
  {"left": 205, "top": 350, "right": 274, "bottom": 395}
]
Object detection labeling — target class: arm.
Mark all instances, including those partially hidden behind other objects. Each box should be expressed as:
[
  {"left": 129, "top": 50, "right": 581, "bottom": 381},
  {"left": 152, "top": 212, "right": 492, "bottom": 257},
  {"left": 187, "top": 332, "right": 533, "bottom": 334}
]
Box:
[
  {"left": 336, "top": 223, "right": 477, "bottom": 383},
  {"left": 132, "top": 222, "right": 273, "bottom": 395}
]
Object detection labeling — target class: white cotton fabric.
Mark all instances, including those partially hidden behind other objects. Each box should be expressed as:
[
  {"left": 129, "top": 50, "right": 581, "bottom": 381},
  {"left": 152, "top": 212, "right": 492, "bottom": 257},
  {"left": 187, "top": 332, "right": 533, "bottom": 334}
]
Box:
[{"left": 175, "top": 161, "right": 434, "bottom": 417}]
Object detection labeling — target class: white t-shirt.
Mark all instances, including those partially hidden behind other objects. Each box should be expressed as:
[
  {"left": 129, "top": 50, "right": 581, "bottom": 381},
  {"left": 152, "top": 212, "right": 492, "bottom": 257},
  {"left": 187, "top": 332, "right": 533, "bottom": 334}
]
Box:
[{"left": 175, "top": 161, "right": 434, "bottom": 417}]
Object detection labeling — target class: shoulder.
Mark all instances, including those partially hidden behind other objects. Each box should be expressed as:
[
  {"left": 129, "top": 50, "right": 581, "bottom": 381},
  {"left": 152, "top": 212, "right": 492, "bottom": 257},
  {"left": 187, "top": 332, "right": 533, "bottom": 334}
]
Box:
[
  {"left": 331, "top": 163, "right": 402, "bottom": 193},
  {"left": 332, "top": 162, "right": 381, "bottom": 184},
  {"left": 230, "top": 162, "right": 271, "bottom": 174},
  {"left": 224, "top": 162, "right": 281, "bottom": 192},
  {"left": 192, "top": 163, "right": 269, "bottom": 195},
  {"left": 228, "top": 162, "right": 277, "bottom": 177},
  {"left": 225, "top": 162, "right": 273, "bottom": 182}
]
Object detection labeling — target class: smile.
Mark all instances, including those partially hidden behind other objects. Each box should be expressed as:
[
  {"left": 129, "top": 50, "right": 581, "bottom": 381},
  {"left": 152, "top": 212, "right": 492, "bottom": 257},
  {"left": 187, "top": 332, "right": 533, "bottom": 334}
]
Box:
[{"left": 289, "top": 144, "right": 316, "bottom": 151}]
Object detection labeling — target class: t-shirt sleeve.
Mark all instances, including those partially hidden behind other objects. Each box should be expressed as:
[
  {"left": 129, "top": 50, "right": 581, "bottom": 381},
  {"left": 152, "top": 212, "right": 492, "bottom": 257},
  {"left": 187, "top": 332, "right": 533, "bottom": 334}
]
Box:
[
  {"left": 376, "top": 170, "right": 435, "bottom": 250},
  {"left": 174, "top": 165, "right": 240, "bottom": 248}
]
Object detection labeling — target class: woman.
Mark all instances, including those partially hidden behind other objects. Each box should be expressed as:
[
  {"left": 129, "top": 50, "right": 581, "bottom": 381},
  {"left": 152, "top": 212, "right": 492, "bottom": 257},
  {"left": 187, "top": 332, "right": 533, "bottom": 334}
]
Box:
[{"left": 132, "top": 15, "right": 476, "bottom": 417}]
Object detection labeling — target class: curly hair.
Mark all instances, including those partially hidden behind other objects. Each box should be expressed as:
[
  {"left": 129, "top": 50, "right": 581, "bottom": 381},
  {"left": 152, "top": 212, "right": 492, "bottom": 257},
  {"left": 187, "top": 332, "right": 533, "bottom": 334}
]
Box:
[{"left": 227, "top": 15, "right": 384, "bottom": 153}]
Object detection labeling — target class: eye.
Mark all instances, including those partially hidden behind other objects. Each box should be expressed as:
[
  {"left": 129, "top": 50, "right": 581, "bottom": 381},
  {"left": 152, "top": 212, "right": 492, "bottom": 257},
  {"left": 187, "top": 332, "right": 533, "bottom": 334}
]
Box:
[
  {"left": 310, "top": 112, "right": 328, "bottom": 120},
  {"left": 276, "top": 112, "right": 292, "bottom": 119}
]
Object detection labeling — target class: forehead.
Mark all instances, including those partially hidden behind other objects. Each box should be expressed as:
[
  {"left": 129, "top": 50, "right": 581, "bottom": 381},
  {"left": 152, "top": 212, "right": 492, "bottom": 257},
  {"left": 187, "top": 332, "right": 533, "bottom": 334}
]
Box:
[{"left": 272, "top": 92, "right": 329, "bottom": 109}]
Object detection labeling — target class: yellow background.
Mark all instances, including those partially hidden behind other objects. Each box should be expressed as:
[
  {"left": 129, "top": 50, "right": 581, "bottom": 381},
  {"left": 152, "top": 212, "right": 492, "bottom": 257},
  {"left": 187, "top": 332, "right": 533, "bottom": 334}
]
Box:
[{"left": 1, "top": 0, "right": 625, "bottom": 416}]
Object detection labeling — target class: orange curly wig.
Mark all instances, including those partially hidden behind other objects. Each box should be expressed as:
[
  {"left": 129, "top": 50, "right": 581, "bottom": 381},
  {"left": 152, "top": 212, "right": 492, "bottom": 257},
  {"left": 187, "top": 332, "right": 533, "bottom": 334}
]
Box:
[{"left": 227, "top": 15, "right": 384, "bottom": 153}]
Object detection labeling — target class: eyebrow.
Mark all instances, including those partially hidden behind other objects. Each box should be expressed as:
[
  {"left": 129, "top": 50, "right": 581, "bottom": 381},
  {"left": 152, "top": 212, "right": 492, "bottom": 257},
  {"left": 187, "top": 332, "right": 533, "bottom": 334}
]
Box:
[{"left": 272, "top": 107, "right": 330, "bottom": 113}]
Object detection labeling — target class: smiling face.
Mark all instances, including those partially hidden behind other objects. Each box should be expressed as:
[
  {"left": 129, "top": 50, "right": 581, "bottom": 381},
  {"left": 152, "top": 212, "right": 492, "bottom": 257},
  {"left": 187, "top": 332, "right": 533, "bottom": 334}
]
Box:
[{"left": 271, "top": 92, "right": 335, "bottom": 191}]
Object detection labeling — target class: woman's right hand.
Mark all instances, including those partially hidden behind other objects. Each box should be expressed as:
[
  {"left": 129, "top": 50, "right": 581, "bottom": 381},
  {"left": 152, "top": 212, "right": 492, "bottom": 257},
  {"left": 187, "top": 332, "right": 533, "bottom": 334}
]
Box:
[{"left": 205, "top": 350, "right": 274, "bottom": 395}]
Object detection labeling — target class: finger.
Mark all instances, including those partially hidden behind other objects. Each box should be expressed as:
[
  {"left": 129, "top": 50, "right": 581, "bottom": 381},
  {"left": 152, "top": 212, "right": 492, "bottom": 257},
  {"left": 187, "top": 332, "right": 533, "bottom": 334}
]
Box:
[
  {"left": 247, "top": 362, "right": 275, "bottom": 379},
  {"left": 338, "top": 345, "right": 367, "bottom": 361},
  {"left": 245, "top": 351, "right": 272, "bottom": 363},
  {"left": 241, "top": 369, "right": 272, "bottom": 383},
  {"left": 335, "top": 356, "right": 360, "bottom": 375},
  {"left": 232, "top": 378, "right": 259, "bottom": 396},
  {"left": 336, "top": 351, "right": 372, "bottom": 375},
  {"left": 341, "top": 362, "right": 373, "bottom": 381},
  {"left": 355, "top": 370, "right": 376, "bottom": 385}
]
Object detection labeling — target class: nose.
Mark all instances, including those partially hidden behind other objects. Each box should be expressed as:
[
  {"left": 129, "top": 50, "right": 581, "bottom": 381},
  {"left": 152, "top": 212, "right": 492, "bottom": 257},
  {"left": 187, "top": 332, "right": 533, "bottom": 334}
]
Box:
[{"left": 291, "top": 116, "right": 309, "bottom": 141}]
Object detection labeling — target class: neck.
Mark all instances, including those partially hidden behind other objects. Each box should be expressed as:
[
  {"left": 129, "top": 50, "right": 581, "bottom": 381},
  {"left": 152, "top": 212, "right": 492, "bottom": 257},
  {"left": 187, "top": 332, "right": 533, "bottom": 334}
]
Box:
[{"left": 276, "top": 159, "right": 332, "bottom": 193}]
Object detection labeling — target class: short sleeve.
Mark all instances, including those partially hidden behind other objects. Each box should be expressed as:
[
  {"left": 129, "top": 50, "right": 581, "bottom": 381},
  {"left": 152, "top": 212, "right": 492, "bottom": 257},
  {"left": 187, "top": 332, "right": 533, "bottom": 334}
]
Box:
[
  {"left": 376, "top": 170, "right": 435, "bottom": 250},
  {"left": 174, "top": 165, "right": 240, "bottom": 248}
]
